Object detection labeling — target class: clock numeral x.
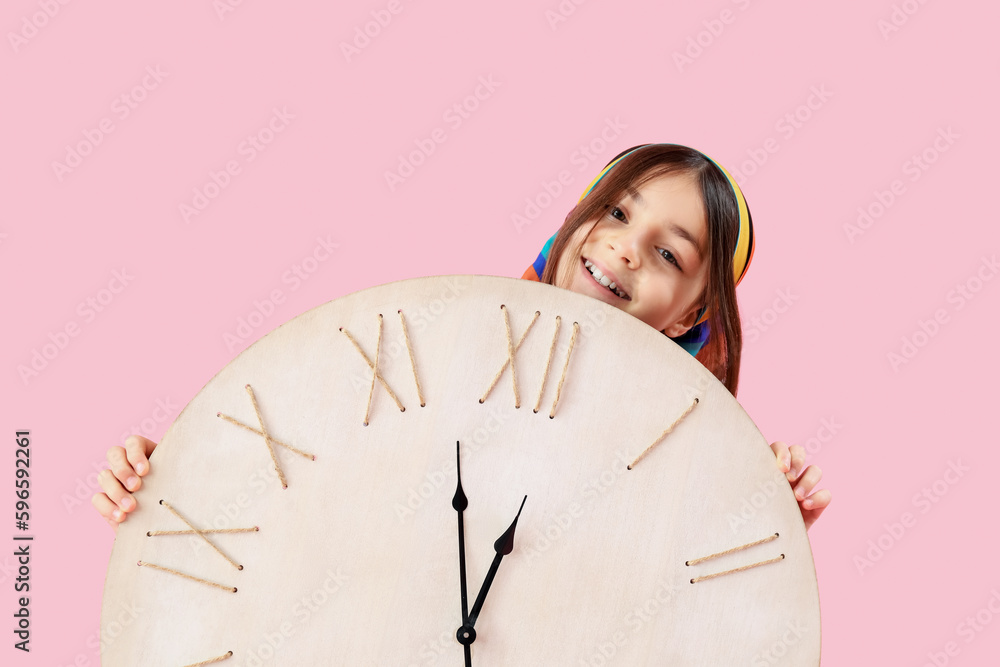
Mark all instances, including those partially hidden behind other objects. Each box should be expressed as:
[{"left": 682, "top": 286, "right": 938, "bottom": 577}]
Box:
[{"left": 217, "top": 384, "right": 315, "bottom": 489}]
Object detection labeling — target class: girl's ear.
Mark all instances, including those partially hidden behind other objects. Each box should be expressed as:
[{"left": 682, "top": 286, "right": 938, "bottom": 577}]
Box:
[{"left": 662, "top": 301, "right": 704, "bottom": 338}]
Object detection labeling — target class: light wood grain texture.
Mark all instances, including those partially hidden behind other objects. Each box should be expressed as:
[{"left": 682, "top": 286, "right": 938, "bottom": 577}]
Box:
[{"left": 100, "top": 275, "right": 821, "bottom": 666}]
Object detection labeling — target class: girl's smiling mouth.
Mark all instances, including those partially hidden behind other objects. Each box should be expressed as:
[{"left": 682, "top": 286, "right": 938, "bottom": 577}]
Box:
[{"left": 581, "top": 256, "right": 631, "bottom": 300}]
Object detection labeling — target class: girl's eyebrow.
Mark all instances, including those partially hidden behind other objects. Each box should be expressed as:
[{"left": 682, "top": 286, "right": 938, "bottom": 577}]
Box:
[
  {"left": 626, "top": 187, "right": 705, "bottom": 262},
  {"left": 626, "top": 186, "right": 646, "bottom": 208}
]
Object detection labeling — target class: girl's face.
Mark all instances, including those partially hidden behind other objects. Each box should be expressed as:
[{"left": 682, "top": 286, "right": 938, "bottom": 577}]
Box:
[{"left": 555, "top": 171, "right": 710, "bottom": 337}]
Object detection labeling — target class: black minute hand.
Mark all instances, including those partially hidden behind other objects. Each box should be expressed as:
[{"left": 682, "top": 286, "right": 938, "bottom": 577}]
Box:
[
  {"left": 466, "top": 495, "right": 528, "bottom": 629},
  {"left": 452, "top": 442, "right": 473, "bottom": 666}
]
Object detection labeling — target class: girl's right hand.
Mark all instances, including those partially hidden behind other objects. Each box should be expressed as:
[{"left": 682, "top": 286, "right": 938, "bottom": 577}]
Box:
[{"left": 91, "top": 435, "right": 157, "bottom": 532}]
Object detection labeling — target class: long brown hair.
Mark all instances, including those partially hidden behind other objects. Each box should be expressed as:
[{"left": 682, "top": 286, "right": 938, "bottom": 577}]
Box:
[{"left": 539, "top": 144, "right": 745, "bottom": 395}]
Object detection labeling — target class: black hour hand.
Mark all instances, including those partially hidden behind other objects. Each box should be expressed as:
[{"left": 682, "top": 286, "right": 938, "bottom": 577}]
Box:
[{"left": 466, "top": 495, "right": 527, "bottom": 629}]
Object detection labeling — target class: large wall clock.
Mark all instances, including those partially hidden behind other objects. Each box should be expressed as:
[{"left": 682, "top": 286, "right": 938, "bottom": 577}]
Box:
[{"left": 100, "top": 275, "right": 821, "bottom": 666}]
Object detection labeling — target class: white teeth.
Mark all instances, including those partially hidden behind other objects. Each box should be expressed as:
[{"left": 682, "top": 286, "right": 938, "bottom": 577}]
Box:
[{"left": 584, "top": 259, "right": 628, "bottom": 299}]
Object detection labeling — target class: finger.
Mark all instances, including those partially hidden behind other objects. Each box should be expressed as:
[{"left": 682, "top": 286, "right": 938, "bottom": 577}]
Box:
[
  {"left": 92, "top": 491, "right": 127, "bottom": 524},
  {"left": 124, "top": 435, "right": 157, "bottom": 477},
  {"left": 793, "top": 465, "right": 823, "bottom": 501},
  {"left": 801, "top": 488, "right": 831, "bottom": 512},
  {"left": 801, "top": 490, "right": 831, "bottom": 530},
  {"left": 770, "top": 441, "right": 790, "bottom": 473},
  {"left": 107, "top": 446, "right": 140, "bottom": 492},
  {"left": 788, "top": 445, "right": 807, "bottom": 481},
  {"left": 97, "top": 469, "right": 136, "bottom": 514}
]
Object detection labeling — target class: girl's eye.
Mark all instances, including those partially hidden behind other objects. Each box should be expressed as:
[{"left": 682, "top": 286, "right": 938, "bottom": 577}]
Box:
[
  {"left": 659, "top": 248, "right": 680, "bottom": 269},
  {"left": 609, "top": 206, "right": 627, "bottom": 222}
]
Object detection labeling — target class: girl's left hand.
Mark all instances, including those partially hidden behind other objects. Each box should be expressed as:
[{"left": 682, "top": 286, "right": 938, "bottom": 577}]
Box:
[{"left": 770, "top": 441, "right": 831, "bottom": 530}]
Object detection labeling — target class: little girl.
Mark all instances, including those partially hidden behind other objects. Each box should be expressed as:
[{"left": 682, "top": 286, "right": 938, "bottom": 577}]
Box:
[{"left": 93, "top": 143, "right": 830, "bottom": 530}]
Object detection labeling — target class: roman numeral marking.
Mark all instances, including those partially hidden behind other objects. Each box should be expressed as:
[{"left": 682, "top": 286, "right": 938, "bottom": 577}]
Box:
[
  {"left": 480, "top": 306, "right": 580, "bottom": 418},
  {"left": 686, "top": 533, "right": 785, "bottom": 583},
  {"left": 156, "top": 499, "right": 245, "bottom": 570},
  {"left": 136, "top": 561, "right": 237, "bottom": 593},
  {"left": 340, "top": 314, "right": 415, "bottom": 423},
  {"left": 217, "top": 384, "right": 315, "bottom": 489},
  {"left": 183, "top": 651, "right": 233, "bottom": 666},
  {"left": 627, "top": 398, "right": 700, "bottom": 470},
  {"left": 479, "top": 306, "right": 540, "bottom": 408}
]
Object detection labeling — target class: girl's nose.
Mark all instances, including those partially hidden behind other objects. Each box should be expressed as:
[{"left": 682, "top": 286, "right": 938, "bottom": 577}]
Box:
[{"left": 611, "top": 226, "right": 644, "bottom": 269}]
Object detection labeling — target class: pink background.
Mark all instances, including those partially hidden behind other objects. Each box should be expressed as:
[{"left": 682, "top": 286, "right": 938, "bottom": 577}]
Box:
[{"left": 2, "top": 1, "right": 998, "bottom": 664}]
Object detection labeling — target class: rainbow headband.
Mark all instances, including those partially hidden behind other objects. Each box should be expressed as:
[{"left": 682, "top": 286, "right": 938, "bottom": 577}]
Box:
[{"left": 576, "top": 144, "right": 755, "bottom": 325}]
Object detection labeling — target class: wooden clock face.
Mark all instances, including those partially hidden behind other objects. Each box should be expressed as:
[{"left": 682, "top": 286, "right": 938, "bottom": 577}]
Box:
[{"left": 100, "top": 275, "right": 820, "bottom": 666}]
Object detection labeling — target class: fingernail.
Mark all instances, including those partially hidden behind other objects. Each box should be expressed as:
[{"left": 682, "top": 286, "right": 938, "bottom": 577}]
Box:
[
  {"left": 113, "top": 509, "right": 123, "bottom": 521},
  {"left": 135, "top": 463, "right": 147, "bottom": 475},
  {"left": 127, "top": 476, "right": 139, "bottom": 490},
  {"left": 121, "top": 497, "right": 135, "bottom": 511},
  {"left": 804, "top": 499, "right": 813, "bottom": 508},
  {"left": 786, "top": 471, "right": 796, "bottom": 481},
  {"left": 795, "top": 488, "right": 804, "bottom": 500}
]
